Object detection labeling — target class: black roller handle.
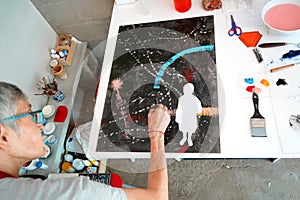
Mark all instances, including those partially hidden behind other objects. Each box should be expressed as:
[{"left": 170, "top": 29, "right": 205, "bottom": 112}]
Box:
[{"left": 258, "top": 42, "right": 287, "bottom": 48}]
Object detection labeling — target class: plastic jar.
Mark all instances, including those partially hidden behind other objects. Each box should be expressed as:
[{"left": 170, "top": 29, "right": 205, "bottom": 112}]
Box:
[
  {"left": 72, "top": 158, "right": 85, "bottom": 171},
  {"left": 64, "top": 154, "right": 74, "bottom": 162},
  {"left": 62, "top": 162, "right": 75, "bottom": 173}
]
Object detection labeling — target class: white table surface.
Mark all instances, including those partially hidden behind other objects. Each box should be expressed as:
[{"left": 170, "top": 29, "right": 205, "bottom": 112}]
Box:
[{"left": 88, "top": 0, "right": 300, "bottom": 159}]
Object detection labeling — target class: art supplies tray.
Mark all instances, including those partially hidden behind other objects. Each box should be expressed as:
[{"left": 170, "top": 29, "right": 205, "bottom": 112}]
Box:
[{"left": 61, "top": 152, "right": 100, "bottom": 174}]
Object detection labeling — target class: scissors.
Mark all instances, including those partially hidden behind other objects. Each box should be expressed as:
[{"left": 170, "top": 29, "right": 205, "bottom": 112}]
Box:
[{"left": 228, "top": 15, "right": 242, "bottom": 36}]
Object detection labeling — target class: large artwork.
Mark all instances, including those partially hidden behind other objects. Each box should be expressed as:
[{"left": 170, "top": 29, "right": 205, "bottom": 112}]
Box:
[{"left": 95, "top": 16, "right": 220, "bottom": 156}]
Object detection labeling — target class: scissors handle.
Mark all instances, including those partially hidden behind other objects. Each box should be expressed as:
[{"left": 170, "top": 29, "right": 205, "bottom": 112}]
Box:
[{"left": 228, "top": 24, "right": 242, "bottom": 36}]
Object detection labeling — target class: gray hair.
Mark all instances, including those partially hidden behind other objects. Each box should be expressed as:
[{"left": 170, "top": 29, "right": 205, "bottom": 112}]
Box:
[{"left": 0, "top": 82, "right": 27, "bottom": 132}]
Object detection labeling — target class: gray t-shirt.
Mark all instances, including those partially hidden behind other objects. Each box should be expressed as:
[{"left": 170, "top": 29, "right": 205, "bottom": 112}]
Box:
[{"left": 0, "top": 176, "right": 127, "bottom": 200}]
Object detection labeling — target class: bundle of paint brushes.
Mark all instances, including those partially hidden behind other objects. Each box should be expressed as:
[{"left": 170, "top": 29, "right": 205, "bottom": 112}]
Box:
[{"left": 36, "top": 76, "right": 59, "bottom": 96}]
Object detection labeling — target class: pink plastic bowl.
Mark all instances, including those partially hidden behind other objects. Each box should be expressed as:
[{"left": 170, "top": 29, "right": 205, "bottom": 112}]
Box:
[{"left": 262, "top": 0, "right": 300, "bottom": 35}]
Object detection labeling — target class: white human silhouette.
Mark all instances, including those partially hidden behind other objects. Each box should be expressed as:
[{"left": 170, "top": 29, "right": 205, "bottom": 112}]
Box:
[{"left": 175, "top": 83, "right": 202, "bottom": 146}]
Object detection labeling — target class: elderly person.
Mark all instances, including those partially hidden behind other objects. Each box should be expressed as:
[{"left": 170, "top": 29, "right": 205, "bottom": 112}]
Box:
[{"left": 0, "top": 82, "right": 170, "bottom": 200}]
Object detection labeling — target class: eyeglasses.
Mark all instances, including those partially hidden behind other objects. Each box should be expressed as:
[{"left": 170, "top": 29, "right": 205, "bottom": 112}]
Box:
[{"left": 0, "top": 110, "right": 44, "bottom": 124}]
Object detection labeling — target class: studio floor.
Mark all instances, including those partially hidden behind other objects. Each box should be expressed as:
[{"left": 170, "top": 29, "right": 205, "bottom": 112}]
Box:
[{"left": 107, "top": 158, "right": 300, "bottom": 200}]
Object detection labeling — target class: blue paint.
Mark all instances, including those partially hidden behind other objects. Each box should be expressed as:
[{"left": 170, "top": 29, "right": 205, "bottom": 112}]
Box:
[
  {"left": 245, "top": 78, "right": 254, "bottom": 84},
  {"left": 282, "top": 50, "right": 300, "bottom": 59},
  {"left": 154, "top": 45, "right": 215, "bottom": 89}
]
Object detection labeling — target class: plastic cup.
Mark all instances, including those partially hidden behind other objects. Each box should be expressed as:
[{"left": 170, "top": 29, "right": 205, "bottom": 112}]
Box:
[
  {"left": 51, "top": 90, "right": 65, "bottom": 102},
  {"left": 173, "top": 0, "right": 192, "bottom": 12},
  {"left": 52, "top": 64, "right": 68, "bottom": 80}
]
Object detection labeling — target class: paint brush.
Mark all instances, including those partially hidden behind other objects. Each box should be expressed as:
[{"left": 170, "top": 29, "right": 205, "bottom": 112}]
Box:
[
  {"left": 270, "top": 61, "right": 300, "bottom": 73},
  {"left": 250, "top": 92, "right": 266, "bottom": 137},
  {"left": 253, "top": 47, "right": 263, "bottom": 63}
]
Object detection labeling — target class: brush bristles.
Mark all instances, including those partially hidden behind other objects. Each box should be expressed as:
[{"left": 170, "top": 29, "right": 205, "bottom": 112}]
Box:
[
  {"left": 250, "top": 118, "right": 265, "bottom": 127},
  {"left": 250, "top": 119, "right": 266, "bottom": 137}
]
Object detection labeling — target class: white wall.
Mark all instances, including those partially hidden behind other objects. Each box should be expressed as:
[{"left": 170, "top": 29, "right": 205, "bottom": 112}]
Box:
[{"left": 0, "top": 0, "right": 57, "bottom": 109}]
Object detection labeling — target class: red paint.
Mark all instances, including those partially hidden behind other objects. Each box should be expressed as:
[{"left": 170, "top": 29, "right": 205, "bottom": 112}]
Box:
[
  {"left": 176, "top": 146, "right": 189, "bottom": 153},
  {"left": 130, "top": 114, "right": 146, "bottom": 122},
  {"left": 173, "top": 0, "right": 192, "bottom": 12},
  {"left": 264, "top": 4, "right": 300, "bottom": 31},
  {"left": 128, "top": 115, "right": 133, "bottom": 122},
  {"left": 246, "top": 85, "right": 255, "bottom": 92},
  {"left": 185, "top": 74, "right": 193, "bottom": 82},
  {"left": 184, "top": 68, "right": 197, "bottom": 82},
  {"left": 138, "top": 113, "right": 141, "bottom": 122},
  {"left": 95, "top": 78, "right": 100, "bottom": 98}
]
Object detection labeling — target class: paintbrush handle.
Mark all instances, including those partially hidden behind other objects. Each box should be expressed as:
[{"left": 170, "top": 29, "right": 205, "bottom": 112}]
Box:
[
  {"left": 258, "top": 42, "right": 287, "bottom": 48},
  {"left": 252, "top": 92, "right": 263, "bottom": 118},
  {"left": 270, "top": 63, "right": 295, "bottom": 73}
]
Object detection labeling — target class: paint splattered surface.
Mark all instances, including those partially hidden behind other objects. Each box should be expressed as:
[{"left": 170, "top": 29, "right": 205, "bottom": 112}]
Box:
[{"left": 95, "top": 16, "right": 220, "bottom": 154}]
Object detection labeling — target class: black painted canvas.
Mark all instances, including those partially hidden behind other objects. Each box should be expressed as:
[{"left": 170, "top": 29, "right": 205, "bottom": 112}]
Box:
[{"left": 96, "top": 16, "right": 220, "bottom": 154}]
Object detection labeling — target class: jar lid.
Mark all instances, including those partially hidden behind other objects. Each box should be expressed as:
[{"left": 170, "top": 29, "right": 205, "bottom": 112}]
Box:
[
  {"left": 35, "top": 161, "right": 42, "bottom": 168},
  {"left": 46, "top": 134, "right": 57, "bottom": 144},
  {"left": 42, "top": 105, "right": 56, "bottom": 118},
  {"left": 43, "top": 122, "right": 56, "bottom": 135},
  {"left": 50, "top": 59, "right": 58, "bottom": 67},
  {"left": 64, "top": 154, "right": 74, "bottom": 162}
]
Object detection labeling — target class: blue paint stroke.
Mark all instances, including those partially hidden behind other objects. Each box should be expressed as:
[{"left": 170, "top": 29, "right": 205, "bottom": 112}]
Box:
[
  {"left": 282, "top": 50, "right": 300, "bottom": 59},
  {"left": 154, "top": 45, "right": 215, "bottom": 89}
]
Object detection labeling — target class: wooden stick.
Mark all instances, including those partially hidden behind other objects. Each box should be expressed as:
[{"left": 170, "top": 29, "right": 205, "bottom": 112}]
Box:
[{"left": 270, "top": 63, "right": 298, "bottom": 73}]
